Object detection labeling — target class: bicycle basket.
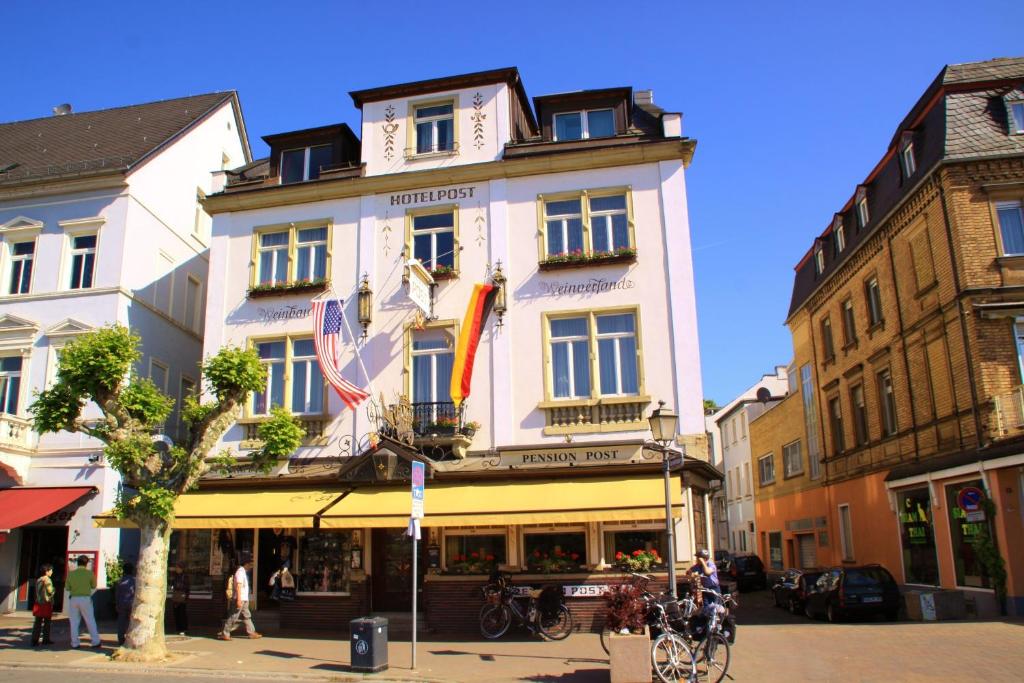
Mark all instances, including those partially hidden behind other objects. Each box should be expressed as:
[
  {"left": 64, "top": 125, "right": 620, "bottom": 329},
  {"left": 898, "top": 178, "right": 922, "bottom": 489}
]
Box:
[
  {"left": 662, "top": 599, "right": 683, "bottom": 621},
  {"left": 482, "top": 586, "right": 501, "bottom": 605},
  {"left": 538, "top": 585, "right": 563, "bottom": 620}
]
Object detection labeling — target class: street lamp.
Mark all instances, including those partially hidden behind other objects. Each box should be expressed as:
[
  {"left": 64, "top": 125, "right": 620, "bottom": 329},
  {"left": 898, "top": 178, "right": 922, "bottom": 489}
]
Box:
[{"left": 648, "top": 400, "right": 679, "bottom": 599}]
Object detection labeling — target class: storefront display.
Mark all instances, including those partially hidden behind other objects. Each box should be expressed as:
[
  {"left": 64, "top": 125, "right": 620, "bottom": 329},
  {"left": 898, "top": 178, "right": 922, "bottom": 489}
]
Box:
[
  {"left": 945, "top": 480, "right": 991, "bottom": 589},
  {"left": 602, "top": 529, "right": 666, "bottom": 566},
  {"left": 169, "top": 530, "right": 212, "bottom": 593},
  {"left": 897, "top": 487, "right": 939, "bottom": 585},
  {"left": 444, "top": 533, "right": 505, "bottom": 573},
  {"left": 297, "top": 529, "right": 352, "bottom": 593}
]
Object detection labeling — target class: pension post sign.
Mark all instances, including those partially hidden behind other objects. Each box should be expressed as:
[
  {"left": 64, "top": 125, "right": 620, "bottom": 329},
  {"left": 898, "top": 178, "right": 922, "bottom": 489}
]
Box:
[{"left": 497, "top": 444, "right": 642, "bottom": 469}]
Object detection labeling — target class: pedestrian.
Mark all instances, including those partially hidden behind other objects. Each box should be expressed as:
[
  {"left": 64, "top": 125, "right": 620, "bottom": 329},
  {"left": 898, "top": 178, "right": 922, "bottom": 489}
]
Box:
[
  {"left": 115, "top": 562, "right": 136, "bottom": 646},
  {"left": 30, "top": 563, "right": 55, "bottom": 647},
  {"left": 218, "top": 552, "right": 261, "bottom": 641},
  {"left": 689, "top": 548, "right": 721, "bottom": 616},
  {"left": 66, "top": 555, "right": 101, "bottom": 648},
  {"left": 267, "top": 559, "right": 296, "bottom": 602},
  {"left": 169, "top": 561, "right": 190, "bottom": 635}
]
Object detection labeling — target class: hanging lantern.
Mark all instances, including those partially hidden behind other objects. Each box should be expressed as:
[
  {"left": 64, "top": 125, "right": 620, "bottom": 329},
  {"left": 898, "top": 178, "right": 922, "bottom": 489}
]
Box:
[
  {"left": 357, "top": 273, "right": 372, "bottom": 340},
  {"left": 491, "top": 261, "right": 507, "bottom": 327}
]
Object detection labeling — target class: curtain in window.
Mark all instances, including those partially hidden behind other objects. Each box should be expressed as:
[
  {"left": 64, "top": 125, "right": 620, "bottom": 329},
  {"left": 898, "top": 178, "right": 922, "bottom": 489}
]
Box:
[
  {"left": 551, "top": 318, "right": 589, "bottom": 398},
  {"left": 547, "top": 221, "right": 564, "bottom": 256},
  {"left": 412, "top": 356, "right": 432, "bottom": 403},
  {"left": 998, "top": 204, "right": 1024, "bottom": 255},
  {"left": 434, "top": 351, "right": 454, "bottom": 403}
]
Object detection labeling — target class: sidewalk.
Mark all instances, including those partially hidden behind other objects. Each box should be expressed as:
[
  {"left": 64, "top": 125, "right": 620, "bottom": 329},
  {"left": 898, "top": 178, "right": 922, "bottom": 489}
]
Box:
[{"left": 0, "top": 613, "right": 609, "bottom": 683}]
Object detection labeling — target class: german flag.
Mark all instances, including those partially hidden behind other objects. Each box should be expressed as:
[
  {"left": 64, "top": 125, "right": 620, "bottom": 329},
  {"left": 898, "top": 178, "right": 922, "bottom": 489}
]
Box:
[{"left": 450, "top": 283, "right": 499, "bottom": 407}]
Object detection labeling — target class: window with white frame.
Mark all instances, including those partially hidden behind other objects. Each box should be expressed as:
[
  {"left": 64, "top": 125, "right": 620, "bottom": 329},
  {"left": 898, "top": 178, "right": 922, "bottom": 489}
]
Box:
[
  {"left": 856, "top": 190, "right": 870, "bottom": 228},
  {"left": 280, "top": 144, "right": 332, "bottom": 184},
  {"left": 193, "top": 188, "right": 209, "bottom": 238},
  {"left": 596, "top": 313, "right": 639, "bottom": 396},
  {"left": 411, "top": 210, "right": 456, "bottom": 273},
  {"left": 838, "top": 503, "right": 855, "bottom": 561},
  {"left": 866, "top": 277, "right": 884, "bottom": 326},
  {"left": 290, "top": 339, "right": 324, "bottom": 415},
  {"left": 0, "top": 356, "right": 22, "bottom": 414},
  {"left": 842, "top": 298, "right": 857, "bottom": 345},
  {"left": 250, "top": 336, "right": 322, "bottom": 417},
  {"left": 549, "top": 317, "right": 590, "bottom": 399},
  {"left": 257, "top": 231, "right": 289, "bottom": 285},
  {"left": 68, "top": 234, "right": 97, "bottom": 289},
  {"left": 544, "top": 198, "right": 584, "bottom": 257},
  {"left": 542, "top": 192, "right": 632, "bottom": 260},
  {"left": 744, "top": 462, "right": 752, "bottom": 496},
  {"left": 758, "top": 453, "right": 775, "bottom": 485},
  {"left": 296, "top": 227, "right": 328, "bottom": 282},
  {"left": 411, "top": 327, "right": 454, "bottom": 411},
  {"left": 547, "top": 310, "right": 640, "bottom": 400},
  {"left": 7, "top": 240, "right": 34, "bottom": 294},
  {"left": 783, "top": 440, "right": 803, "bottom": 478},
  {"left": 1009, "top": 101, "right": 1024, "bottom": 134},
  {"left": 252, "top": 340, "right": 286, "bottom": 415},
  {"left": 153, "top": 252, "right": 174, "bottom": 316},
  {"left": 851, "top": 383, "right": 868, "bottom": 446},
  {"left": 553, "top": 109, "right": 615, "bottom": 141},
  {"left": 255, "top": 224, "right": 330, "bottom": 286},
  {"left": 590, "top": 194, "right": 629, "bottom": 254},
  {"left": 834, "top": 221, "right": 846, "bottom": 254},
  {"left": 414, "top": 103, "right": 455, "bottom": 154},
  {"left": 740, "top": 412, "right": 747, "bottom": 439},
  {"left": 901, "top": 140, "right": 917, "bottom": 177},
  {"left": 179, "top": 376, "right": 196, "bottom": 439},
  {"left": 184, "top": 275, "right": 202, "bottom": 333},
  {"left": 814, "top": 243, "right": 825, "bottom": 275},
  {"left": 996, "top": 201, "right": 1024, "bottom": 256},
  {"left": 877, "top": 368, "right": 898, "bottom": 437}
]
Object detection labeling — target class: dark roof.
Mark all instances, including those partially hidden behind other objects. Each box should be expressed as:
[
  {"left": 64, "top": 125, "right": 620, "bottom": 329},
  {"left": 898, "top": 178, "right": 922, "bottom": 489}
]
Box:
[
  {"left": 0, "top": 92, "right": 238, "bottom": 186},
  {"left": 787, "top": 57, "right": 1024, "bottom": 319},
  {"left": 261, "top": 122, "right": 358, "bottom": 147},
  {"left": 225, "top": 157, "right": 271, "bottom": 184},
  {"left": 532, "top": 86, "right": 633, "bottom": 110}
]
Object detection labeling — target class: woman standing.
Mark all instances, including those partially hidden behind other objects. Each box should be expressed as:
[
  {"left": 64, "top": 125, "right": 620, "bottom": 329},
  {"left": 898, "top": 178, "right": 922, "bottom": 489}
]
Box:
[
  {"left": 169, "top": 562, "right": 190, "bottom": 635},
  {"left": 30, "top": 564, "right": 55, "bottom": 647}
]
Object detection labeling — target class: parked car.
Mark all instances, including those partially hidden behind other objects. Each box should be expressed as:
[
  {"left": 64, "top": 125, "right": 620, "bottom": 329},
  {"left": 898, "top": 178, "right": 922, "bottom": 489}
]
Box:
[
  {"left": 772, "top": 568, "right": 825, "bottom": 614},
  {"left": 803, "top": 565, "right": 901, "bottom": 622},
  {"left": 723, "top": 554, "right": 767, "bottom": 591}
]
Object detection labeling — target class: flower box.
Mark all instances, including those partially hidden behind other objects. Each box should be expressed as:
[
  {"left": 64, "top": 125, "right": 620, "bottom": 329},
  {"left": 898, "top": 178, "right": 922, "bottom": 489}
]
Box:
[
  {"left": 538, "top": 249, "right": 636, "bottom": 271},
  {"left": 429, "top": 266, "right": 457, "bottom": 281},
  {"left": 609, "top": 627, "right": 651, "bottom": 683},
  {"left": 247, "top": 279, "right": 329, "bottom": 299}
]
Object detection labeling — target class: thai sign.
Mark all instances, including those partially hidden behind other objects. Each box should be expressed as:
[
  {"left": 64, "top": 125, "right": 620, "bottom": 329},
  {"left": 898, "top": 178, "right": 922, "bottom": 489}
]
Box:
[
  {"left": 539, "top": 277, "right": 635, "bottom": 298},
  {"left": 498, "top": 444, "right": 642, "bottom": 469}
]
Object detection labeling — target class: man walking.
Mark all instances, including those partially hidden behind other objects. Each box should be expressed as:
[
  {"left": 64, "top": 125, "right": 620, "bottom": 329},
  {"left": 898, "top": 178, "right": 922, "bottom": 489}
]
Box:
[
  {"left": 115, "top": 562, "right": 136, "bottom": 646},
  {"left": 218, "top": 552, "right": 261, "bottom": 640},
  {"left": 66, "top": 555, "right": 101, "bottom": 648}
]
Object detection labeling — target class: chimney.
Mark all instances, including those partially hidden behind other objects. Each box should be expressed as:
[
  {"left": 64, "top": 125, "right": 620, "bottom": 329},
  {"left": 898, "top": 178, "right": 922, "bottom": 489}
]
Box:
[
  {"left": 634, "top": 90, "right": 654, "bottom": 106},
  {"left": 52, "top": 103, "right": 73, "bottom": 116}
]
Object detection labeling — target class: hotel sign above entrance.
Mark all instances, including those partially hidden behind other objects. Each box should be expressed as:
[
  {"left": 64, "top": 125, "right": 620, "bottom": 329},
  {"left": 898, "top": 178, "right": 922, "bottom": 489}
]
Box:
[{"left": 497, "top": 443, "right": 643, "bottom": 469}]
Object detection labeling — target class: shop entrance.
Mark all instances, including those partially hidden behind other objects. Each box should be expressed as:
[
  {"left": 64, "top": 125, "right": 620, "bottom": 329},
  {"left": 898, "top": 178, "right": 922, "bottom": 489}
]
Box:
[
  {"left": 371, "top": 528, "right": 424, "bottom": 612},
  {"left": 257, "top": 529, "right": 297, "bottom": 608},
  {"left": 16, "top": 527, "right": 68, "bottom": 611}
]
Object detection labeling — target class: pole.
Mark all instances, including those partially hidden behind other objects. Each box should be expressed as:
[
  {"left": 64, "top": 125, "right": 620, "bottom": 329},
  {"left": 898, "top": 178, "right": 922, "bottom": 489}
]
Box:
[
  {"left": 663, "top": 446, "right": 677, "bottom": 599},
  {"left": 411, "top": 528, "right": 418, "bottom": 670}
]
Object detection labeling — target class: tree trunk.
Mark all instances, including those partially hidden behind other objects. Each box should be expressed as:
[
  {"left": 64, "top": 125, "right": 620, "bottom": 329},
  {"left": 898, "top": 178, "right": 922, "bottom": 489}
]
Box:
[{"left": 114, "top": 521, "right": 171, "bottom": 661}]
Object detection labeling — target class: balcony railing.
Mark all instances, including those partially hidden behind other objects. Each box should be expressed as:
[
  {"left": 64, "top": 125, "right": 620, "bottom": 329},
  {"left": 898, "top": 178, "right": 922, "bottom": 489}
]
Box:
[
  {"left": 991, "top": 385, "right": 1024, "bottom": 439},
  {"left": 241, "top": 415, "right": 327, "bottom": 449},
  {"left": 0, "top": 414, "right": 37, "bottom": 451},
  {"left": 410, "top": 402, "right": 464, "bottom": 437}
]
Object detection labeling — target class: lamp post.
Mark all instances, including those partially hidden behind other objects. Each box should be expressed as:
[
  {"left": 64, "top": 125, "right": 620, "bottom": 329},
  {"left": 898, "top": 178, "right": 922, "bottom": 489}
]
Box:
[{"left": 648, "top": 400, "right": 679, "bottom": 599}]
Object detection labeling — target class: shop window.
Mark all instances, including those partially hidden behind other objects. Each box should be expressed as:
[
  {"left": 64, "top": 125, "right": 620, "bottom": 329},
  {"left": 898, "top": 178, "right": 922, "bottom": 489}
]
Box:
[
  {"left": 444, "top": 533, "right": 506, "bottom": 574},
  {"left": 168, "top": 530, "right": 213, "bottom": 594},
  {"left": 897, "top": 487, "right": 939, "bottom": 585},
  {"left": 523, "top": 531, "right": 587, "bottom": 573},
  {"left": 603, "top": 528, "right": 667, "bottom": 564},
  {"left": 297, "top": 529, "right": 352, "bottom": 593},
  {"left": 944, "top": 480, "right": 991, "bottom": 589}
]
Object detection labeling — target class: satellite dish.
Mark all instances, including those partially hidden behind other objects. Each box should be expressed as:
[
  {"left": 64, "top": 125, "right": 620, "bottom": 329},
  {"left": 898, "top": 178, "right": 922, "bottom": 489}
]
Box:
[
  {"left": 52, "top": 103, "right": 73, "bottom": 116},
  {"left": 756, "top": 387, "right": 772, "bottom": 403}
]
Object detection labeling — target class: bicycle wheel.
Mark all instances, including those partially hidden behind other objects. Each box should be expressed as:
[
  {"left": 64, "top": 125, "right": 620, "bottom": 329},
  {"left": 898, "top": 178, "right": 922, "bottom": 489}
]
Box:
[
  {"left": 695, "top": 633, "right": 730, "bottom": 683},
  {"left": 599, "top": 626, "right": 612, "bottom": 655},
  {"left": 651, "top": 632, "right": 696, "bottom": 683},
  {"left": 479, "top": 604, "right": 511, "bottom": 639},
  {"left": 539, "top": 604, "right": 573, "bottom": 640}
]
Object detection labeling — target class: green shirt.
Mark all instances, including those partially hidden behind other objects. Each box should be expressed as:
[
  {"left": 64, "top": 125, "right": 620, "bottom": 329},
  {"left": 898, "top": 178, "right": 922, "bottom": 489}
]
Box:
[{"left": 66, "top": 567, "right": 95, "bottom": 597}]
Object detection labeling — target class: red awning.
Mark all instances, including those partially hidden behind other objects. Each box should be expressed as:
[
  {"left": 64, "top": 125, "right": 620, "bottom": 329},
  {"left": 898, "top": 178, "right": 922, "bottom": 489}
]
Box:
[{"left": 0, "top": 487, "right": 95, "bottom": 531}]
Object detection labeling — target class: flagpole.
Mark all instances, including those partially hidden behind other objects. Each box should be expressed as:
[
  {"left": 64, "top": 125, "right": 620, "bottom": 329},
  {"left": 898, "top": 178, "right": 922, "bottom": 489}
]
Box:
[{"left": 333, "top": 287, "right": 377, "bottom": 399}]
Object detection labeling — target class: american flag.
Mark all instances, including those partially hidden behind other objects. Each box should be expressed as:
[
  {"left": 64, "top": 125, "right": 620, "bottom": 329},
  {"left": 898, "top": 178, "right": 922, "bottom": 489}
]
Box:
[{"left": 312, "top": 298, "right": 369, "bottom": 410}]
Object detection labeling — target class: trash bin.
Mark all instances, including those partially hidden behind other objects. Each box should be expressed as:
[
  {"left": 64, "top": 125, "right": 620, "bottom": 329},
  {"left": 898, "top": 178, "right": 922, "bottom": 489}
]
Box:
[{"left": 350, "top": 616, "right": 388, "bottom": 673}]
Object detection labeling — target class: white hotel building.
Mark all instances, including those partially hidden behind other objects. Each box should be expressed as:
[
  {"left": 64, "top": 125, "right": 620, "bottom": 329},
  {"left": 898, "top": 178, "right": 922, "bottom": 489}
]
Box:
[{"left": 163, "top": 68, "right": 717, "bottom": 632}]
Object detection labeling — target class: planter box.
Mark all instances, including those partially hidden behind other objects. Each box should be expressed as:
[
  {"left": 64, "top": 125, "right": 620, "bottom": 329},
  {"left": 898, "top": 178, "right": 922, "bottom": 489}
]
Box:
[
  {"left": 538, "top": 253, "right": 637, "bottom": 271},
  {"left": 247, "top": 280, "right": 329, "bottom": 299},
  {"left": 609, "top": 628, "right": 650, "bottom": 683}
]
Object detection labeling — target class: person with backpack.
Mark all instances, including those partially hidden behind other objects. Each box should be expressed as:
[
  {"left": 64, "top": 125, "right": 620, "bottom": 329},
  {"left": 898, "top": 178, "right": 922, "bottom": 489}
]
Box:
[
  {"left": 29, "top": 563, "right": 55, "bottom": 647},
  {"left": 218, "top": 552, "right": 261, "bottom": 640},
  {"left": 115, "top": 562, "right": 136, "bottom": 646}
]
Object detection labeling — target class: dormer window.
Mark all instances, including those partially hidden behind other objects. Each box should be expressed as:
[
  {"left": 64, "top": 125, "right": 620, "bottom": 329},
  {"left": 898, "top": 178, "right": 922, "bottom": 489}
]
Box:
[
  {"left": 1010, "top": 101, "right": 1024, "bottom": 135},
  {"left": 281, "top": 144, "right": 332, "bottom": 184},
  {"left": 814, "top": 242, "right": 825, "bottom": 275},
  {"left": 554, "top": 109, "right": 615, "bottom": 141},
  {"left": 833, "top": 216, "right": 845, "bottom": 254},
  {"left": 414, "top": 102, "right": 455, "bottom": 154},
  {"left": 856, "top": 187, "right": 870, "bottom": 228},
  {"left": 900, "top": 134, "right": 916, "bottom": 177}
]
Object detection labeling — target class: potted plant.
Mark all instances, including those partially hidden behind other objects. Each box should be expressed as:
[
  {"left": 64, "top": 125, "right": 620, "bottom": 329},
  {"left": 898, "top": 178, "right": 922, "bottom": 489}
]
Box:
[
  {"left": 462, "top": 421, "right": 480, "bottom": 437},
  {"left": 603, "top": 583, "right": 650, "bottom": 683},
  {"left": 429, "top": 263, "right": 456, "bottom": 280},
  {"left": 526, "top": 548, "right": 583, "bottom": 574},
  {"left": 429, "top": 415, "right": 458, "bottom": 435},
  {"left": 614, "top": 549, "right": 662, "bottom": 573},
  {"left": 447, "top": 552, "right": 497, "bottom": 575}
]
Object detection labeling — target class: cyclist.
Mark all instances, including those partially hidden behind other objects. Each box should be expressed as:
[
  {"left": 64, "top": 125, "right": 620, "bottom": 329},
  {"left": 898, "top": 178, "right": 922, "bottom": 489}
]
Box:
[{"left": 689, "top": 548, "right": 721, "bottom": 618}]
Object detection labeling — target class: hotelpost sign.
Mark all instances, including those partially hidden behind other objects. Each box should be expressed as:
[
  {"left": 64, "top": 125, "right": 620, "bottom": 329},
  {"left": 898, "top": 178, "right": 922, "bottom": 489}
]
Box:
[
  {"left": 405, "top": 259, "right": 434, "bottom": 317},
  {"left": 497, "top": 444, "right": 642, "bottom": 469}
]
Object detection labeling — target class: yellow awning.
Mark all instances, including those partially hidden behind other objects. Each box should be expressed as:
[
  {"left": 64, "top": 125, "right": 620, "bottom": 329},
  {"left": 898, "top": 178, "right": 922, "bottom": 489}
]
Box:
[
  {"left": 94, "top": 488, "right": 346, "bottom": 529},
  {"left": 319, "top": 474, "right": 682, "bottom": 529}
]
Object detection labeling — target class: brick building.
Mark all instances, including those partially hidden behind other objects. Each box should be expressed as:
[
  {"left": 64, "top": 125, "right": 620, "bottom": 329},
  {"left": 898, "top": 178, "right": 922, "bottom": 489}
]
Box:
[{"left": 750, "top": 57, "right": 1024, "bottom": 616}]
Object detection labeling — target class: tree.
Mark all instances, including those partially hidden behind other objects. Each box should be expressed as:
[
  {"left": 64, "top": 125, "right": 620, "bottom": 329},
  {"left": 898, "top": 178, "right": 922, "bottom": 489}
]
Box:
[
  {"left": 30, "top": 325, "right": 304, "bottom": 661},
  {"left": 703, "top": 399, "right": 720, "bottom": 414}
]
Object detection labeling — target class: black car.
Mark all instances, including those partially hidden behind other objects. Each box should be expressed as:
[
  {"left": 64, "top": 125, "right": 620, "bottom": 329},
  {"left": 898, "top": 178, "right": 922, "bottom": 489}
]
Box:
[
  {"left": 772, "top": 568, "right": 825, "bottom": 614},
  {"left": 803, "top": 565, "right": 901, "bottom": 622},
  {"left": 723, "top": 554, "right": 767, "bottom": 592}
]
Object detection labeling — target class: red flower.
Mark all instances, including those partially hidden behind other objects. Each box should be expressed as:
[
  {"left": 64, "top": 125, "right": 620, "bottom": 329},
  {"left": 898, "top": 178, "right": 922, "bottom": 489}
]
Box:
[
  {"left": 615, "top": 551, "right": 624, "bottom": 560},
  {"left": 533, "top": 550, "right": 541, "bottom": 558},
  {"left": 471, "top": 552, "right": 479, "bottom": 559},
  {"left": 652, "top": 549, "right": 660, "bottom": 557},
  {"left": 554, "top": 549, "right": 563, "bottom": 557},
  {"left": 570, "top": 553, "right": 579, "bottom": 561},
  {"left": 485, "top": 554, "right": 495, "bottom": 562},
  {"left": 633, "top": 549, "right": 643, "bottom": 557},
  {"left": 543, "top": 553, "right": 549, "bottom": 560}
]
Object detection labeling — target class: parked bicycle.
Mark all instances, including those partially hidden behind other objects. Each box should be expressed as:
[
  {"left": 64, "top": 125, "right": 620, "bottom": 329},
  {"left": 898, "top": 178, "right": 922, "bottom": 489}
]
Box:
[
  {"left": 675, "top": 575, "right": 736, "bottom": 683},
  {"left": 479, "top": 571, "right": 574, "bottom": 640}
]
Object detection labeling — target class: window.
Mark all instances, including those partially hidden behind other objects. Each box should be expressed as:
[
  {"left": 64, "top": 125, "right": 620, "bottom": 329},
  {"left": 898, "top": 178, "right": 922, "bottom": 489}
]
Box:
[
  {"left": 800, "top": 364, "right": 822, "bottom": 479},
  {"left": 554, "top": 109, "right": 615, "bottom": 141},
  {"left": 743, "top": 463, "right": 751, "bottom": 496},
  {"left": 901, "top": 141, "right": 917, "bottom": 177},
  {"left": 193, "top": 188, "right": 209, "bottom": 238},
  {"left": 758, "top": 453, "right": 775, "bottom": 485},
  {"left": 740, "top": 412, "right": 747, "bottom": 439},
  {"left": 444, "top": 532, "right": 505, "bottom": 573},
  {"left": 7, "top": 240, "right": 34, "bottom": 294},
  {"left": 1009, "top": 101, "right": 1024, "bottom": 134},
  {"left": 523, "top": 530, "right": 587, "bottom": 572},
  {"left": 814, "top": 243, "right": 825, "bottom": 275},
  {"left": 184, "top": 275, "right": 202, "bottom": 333},
  {"left": 410, "top": 326, "right": 455, "bottom": 427},
  {"left": 828, "top": 396, "right": 845, "bottom": 454},
  {"left": 280, "top": 144, "right": 332, "bottom": 184},
  {"left": 167, "top": 530, "right": 213, "bottom": 594},
  {"left": 179, "top": 376, "right": 196, "bottom": 439},
  {"left": 154, "top": 252, "right": 174, "bottom": 316},
  {"left": 252, "top": 340, "right": 285, "bottom": 415},
  {"left": 411, "top": 209, "right": 456, "bottom": 273},
  {"left": 866, "top": 277, "right": 884, "bottom": 326},
  {"left": 414, "top": 103, "right": 455, "bottom": 154},
  {"left": 787, "top": 362, "right": 798, "bottom": 394},
  {"left": 996, "top": 201, "right": 1024, "bottom": 256},
  {"left": 253, "top": 223, "right": 330, "bottom": 287},
  {"left": 850, "top": 384, "right": 868, "bottom": 446},
  {"left": 945, "top": 480, "right": 990, "bottom": 588},
  {"left": 877, "top": 368, "right": 898, "bottom": 437},
  {"left": 768, "top": 531, "right": 783, "bottom": 570},
  {"left": 0, "top": 356, "right": 22, "bottom": 414},
  {"left": 783, "top": 440, "right": 803, "bottom": 478},
  {"left": 290, "top": 339, "right": 324, "bottom": 415},
  {"left": 297, "top": 529, "right": 352, "bottom": 593},
  {"left": 841, "top": 299, "right": 857, "bottom": 345},
  {"left": 149, "top": 359, "right": 168, "bottom": 393},
  {"left": 603, "top": 528, "right": 667, "bottom": 564},
  {"left": 856, "top": 189, "right": 870, "bottom": 228},
  {"left": 838, "top": 504, "right": 854, "bottom": 561},
  {"left": 897, "top": 487, "right": 939, "bottom": 585},
  {"left": 250, "top": 337, "right": 323, "bottom": 417},
  {"left": 834, "top": 221, "right": 846, "bottom": 254},
  {"left": 547, "top": 310, "right": 640, "bottom": 400},
  {"left": 541, "top": 191, "right": 633, "bottom": 260},
  {"left": 68, "top": 234, "right": 97, "bottom": 289},
  {"left": 821, "top": 316, "right": 835, "bottom": 361}
]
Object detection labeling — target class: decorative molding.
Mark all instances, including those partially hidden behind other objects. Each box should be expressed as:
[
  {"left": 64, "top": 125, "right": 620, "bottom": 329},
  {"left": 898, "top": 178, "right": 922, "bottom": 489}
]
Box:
[
  {"left": 382, "top": 211, "right": 393, "bottom": 256},
  {"left": 57, "top": 216, "right": 105, "bottom": 233},
  {"left": 471, "top": 92, "right": 486, "bottom": 150},
  {"left": 474, "top": 202, "right": 486, "bottom": 247},
  {"left": 45, "top": 318, "right": 93, "bottom": 339},
  {"left": 0, "top": 216, "right": 44, "bottom": 233},
  {"left": 383, "top": 105, "right": 398, "bottom": 162}
]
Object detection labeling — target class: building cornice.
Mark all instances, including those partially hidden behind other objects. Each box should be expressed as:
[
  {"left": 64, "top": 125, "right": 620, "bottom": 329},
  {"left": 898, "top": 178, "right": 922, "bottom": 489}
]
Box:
[
  {"left": 0, "top": 173, "right": 127, "bottom": 202},
  {"left": 202, "top": 139, "right": 696, "bottom": 214}
]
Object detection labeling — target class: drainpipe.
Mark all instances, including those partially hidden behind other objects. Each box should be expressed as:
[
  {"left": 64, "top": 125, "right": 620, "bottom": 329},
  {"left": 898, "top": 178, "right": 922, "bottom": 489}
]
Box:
[{"left": 885, "top": 226, "right": 922, "bottom": 459}]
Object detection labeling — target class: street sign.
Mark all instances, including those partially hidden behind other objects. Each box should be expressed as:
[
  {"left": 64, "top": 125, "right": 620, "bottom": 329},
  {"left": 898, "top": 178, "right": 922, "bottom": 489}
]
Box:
[
  {"left": 957, "top": 486, "right": 985, "bottom": 522},
  {"left": 411, "top": 460, "right": 425, "bottom": 519}
]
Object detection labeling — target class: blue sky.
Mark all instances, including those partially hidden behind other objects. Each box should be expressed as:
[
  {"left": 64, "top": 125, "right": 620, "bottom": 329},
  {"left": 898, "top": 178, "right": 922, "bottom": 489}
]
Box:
[{"left": 3, "top": 1, "right": 1021, "bottom": 404}]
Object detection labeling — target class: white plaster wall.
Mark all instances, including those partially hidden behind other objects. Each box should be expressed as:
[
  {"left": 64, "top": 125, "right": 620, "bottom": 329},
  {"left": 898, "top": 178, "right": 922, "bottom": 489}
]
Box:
[{"left": 361, "top": 83, "right": 510, "bottom": 177}]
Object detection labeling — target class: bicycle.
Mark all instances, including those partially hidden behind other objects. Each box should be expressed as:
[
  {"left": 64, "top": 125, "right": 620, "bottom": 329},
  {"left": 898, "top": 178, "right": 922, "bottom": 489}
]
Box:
[
  {"left": 676, "top": 578, "right": 735, "bottom": 683},
  {"left": 479, "top": 572, "right": 574, "bottom": 641}
]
